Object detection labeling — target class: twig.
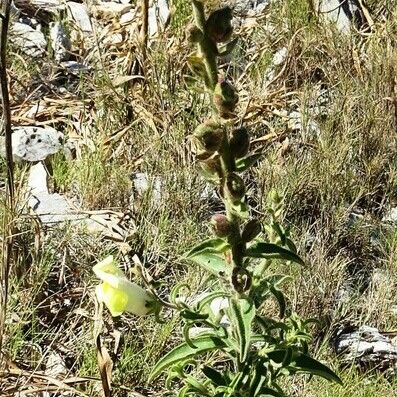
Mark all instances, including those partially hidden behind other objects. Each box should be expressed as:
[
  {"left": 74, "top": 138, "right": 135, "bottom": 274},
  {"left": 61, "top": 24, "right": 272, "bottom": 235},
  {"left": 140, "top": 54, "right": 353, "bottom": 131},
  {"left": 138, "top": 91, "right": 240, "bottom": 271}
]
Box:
[
  {"left": 141, "top": 0, "right": 149, "bottom": 65},
  {"left": 0, "top": 0, "right": 13, "bottom": 199},
  {"left": 0, "top": 0, "right": 13, "bottom": 363}
]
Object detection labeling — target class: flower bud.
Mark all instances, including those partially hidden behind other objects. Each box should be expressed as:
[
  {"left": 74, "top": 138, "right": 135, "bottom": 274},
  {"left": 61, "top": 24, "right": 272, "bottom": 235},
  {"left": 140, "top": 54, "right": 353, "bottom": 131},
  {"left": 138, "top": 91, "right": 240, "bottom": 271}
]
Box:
[
  {"left": 211, "top": 213, "right": 233, "bottom": 237},
  {"left": 193, "top": 120, "right": 225, "bottom": 153},
  {"left": 199, "top": 156, "right": 222, "bottom": 181},
  {"left": 225, "top": 173, "right": 245, "bottom": 203},
  {"left": 213, "top": 79, "right": 238, "bottom": 118},
  {"left": 230, "top": 127, "right": 250, "bottom": 159},
  {"left": 241, "top": 219, "right": 262, "bottom": 242},
  {"left": 186, "top": 23, "right": 203, "bottom": 43},
  {"left": 205, "top": 7, "right": 233, "bottom": 43}
]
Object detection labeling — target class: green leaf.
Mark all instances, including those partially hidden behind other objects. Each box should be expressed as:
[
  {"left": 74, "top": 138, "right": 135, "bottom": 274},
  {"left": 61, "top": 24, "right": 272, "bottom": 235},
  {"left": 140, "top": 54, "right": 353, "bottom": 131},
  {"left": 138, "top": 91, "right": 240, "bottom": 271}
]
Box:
[
  {"left": 265, "top": 350, "right": 342, "bottom": 385},
  {"left": 259, "top": 388, "right": 286, "bottom": 397},
  {"left": 196, "top": 291, "right": 230, "bottom": 312},
  {"left": 187, "top": 252, "right": 232, "bottom": 276},
  {"left": 202, "top": 365, "right": 227, "bottom": 386},
  {"left": 235, "top": 153, "right": 262, "bottom": 172},
  {"left": 269, "top": 286, "right": 286, "bottom": 318},
  {"left": 185, "top": 374, "right": 210, "bottom": 394},
  {"left": 230, "top": 201, "right": 250, "bottom": 219},
  {"left": 246, "top": 242, "right": 305, "bottom": 266},
  {"left": 148, "top": 336, "right": 226, "bottom": 382},
  {"left": 218, "top": 38, "right": 239, "bottom": 56},
  {"left": 186, "top": 238, "right": 231, "bottom": 257},
  {"left": 177, "top": 384, "right": 192, "bottom": 397},
  {"left": 228, "top": 298, "right": 256, "bottom": 362},
  {"left": 187, "top": 55, "right": 207, "bottom": 78},
  {"left": 292, "top": 352, "right": 343, "bottom": 385},
  {"left": 180, "top": 309, "right": 209, "bottom": 321}
]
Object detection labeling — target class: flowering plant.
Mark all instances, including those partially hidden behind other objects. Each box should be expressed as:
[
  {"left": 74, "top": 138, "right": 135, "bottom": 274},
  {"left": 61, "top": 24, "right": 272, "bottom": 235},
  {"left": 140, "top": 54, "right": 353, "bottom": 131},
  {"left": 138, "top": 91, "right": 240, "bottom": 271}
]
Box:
[{"left": 93, "top": 2, "right": 342, "bottom": 396}]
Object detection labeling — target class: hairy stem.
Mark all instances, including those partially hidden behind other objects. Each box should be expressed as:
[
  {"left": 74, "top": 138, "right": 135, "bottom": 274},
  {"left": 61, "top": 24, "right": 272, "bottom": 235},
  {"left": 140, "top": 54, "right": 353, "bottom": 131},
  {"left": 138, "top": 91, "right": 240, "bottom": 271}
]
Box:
[
  {"left": 191, "top": 0, "right": 218, "bottom": 90},
  {"left": 191, "top": 1, "right": 247, "bottom": 285}
]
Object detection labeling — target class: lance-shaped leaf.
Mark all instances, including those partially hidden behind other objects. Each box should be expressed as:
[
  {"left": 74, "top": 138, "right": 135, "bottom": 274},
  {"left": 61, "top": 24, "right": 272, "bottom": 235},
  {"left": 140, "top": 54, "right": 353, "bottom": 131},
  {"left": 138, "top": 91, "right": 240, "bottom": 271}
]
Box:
[
  {"left": 187, "top": 252, "right": 232, "bottom": 276},
  {"left": 265, "top": 350, "right": 342, "bottom": 385},
  {"left": 228, "top": 298, "right": 256, "bottom": 362},
  {"left": 148, "top": 336, "right": 226, "bottom": 382},
  {"left": 235, "top": 153, "right": 262, "bottom": 172},
  {"left": 292, "top": 352, "right": 342, "bottom": 384},
  {"left": 202, "top": 365, "right": 227, "bottom": 386},
  {"left": 186, "top": 238, "right": 231, "bottom": 257},
  {"left": 246, "top": 243, "right": 304, "bottom": 266}
]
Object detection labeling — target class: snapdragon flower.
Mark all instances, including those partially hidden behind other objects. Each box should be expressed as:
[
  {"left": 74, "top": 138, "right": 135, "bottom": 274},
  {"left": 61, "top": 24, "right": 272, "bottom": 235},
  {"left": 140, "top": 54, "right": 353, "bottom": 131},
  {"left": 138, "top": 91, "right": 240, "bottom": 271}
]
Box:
[{"left": 93, "top": 255, "right": 154, "bottom": 317}]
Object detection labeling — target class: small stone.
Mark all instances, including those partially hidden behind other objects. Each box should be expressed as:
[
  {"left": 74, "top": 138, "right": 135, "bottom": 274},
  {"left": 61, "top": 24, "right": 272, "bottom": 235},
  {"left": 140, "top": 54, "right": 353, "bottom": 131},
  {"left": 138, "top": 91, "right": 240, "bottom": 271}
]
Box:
[
  {"left": 0, "top": 126, "right": 63, "bottom": 162},
  {"left": 334, "top": 325, "right": 397, "bottom": 373},
  {"left": 92, "top": 2, "right": 132, "bottom": 18},
  {"left": 382, "top": 207, "right": 397, "bottom": 223},
  {"left": 287, "top": 110, "right": 320, "bottom": 137},
  {"left": 148, "top": 0, "right": 170, "bottom": 36},
  {"left": 60, "top": 61, "right": 90, "bottom": 74},
  {"left": 49, "top": 21, "right": 71, "bottom": 62},
  {"left": 264, "top": 47, "right": 288, "bottom": 82},
  {"left": 313, "top": 0, "right": 365, "bottom": 33},
  {"left": 11, "top": 22, "right": 46, "bottom": 57},
  {"left": 120, "top": 11, "right": 134, "bottom": 25},
  {"left": 67, "top": 2, "right": 93, "bottom": 33},
  {"left": 25, "top": 103, "right": 46, "bottom": 119}
]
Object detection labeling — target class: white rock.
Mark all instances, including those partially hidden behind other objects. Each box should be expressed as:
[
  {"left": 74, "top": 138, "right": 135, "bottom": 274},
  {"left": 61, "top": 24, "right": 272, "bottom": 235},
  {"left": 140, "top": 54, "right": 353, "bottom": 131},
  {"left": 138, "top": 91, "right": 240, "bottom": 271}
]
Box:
[
  {"left": 60, "top": 61, "right": 90, "bottom": 74},
  {"left": 264, "top": 47, "right": 288, "bottom": 82},
  {"left": 25, "top": 103, "right": 46, "bottom": 119},
  {"left": 11, "top": 22, "right": 46, "bottom": 57},
  {"left": 49, "top": 22, "right": 71, "bottom": 62},
  {"left": 27, "top": 163, "right": 86, "bottom": 225},
  {"left": 233, "top": 0, "right": 271, "bottom": 15},
  {"left": 287, "top": 110, "right": 320, "bottom": 137},
  {"left": 28, "top": 0, "right": 63, "bottom": 9},
  {"left": 335, "top": 325, "right": 397, "bottom": 372},
  {"left": 0, "top": 126, "right": 63, "bottom": 162},
  {"left": 93, "top": 2, "right": 132, "bottom": 18},
  {"left": 314, "top": 0, "right": 358, "bottom": 34},
  {"left": 120, "top": 11, "right": 135, "bottom": 25},
  {"left": 382, "top": 207, "right": 397, "bottom": 223},
  {"left": 148, "top": 0, "right": 170, "bottom": 36},
  {"left": 131, "top": 173, "right": 163, "bottom": 205},
  {"left": 67, "top": 2, "right": 93, "bottom": 33}
]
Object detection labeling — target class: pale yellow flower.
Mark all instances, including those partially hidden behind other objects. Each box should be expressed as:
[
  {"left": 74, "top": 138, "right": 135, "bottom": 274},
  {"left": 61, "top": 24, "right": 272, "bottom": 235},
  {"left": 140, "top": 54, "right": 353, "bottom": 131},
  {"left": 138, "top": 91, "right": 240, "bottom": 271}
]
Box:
[{"left": 93, "top": 255, "right": 153, "bottom": 317}]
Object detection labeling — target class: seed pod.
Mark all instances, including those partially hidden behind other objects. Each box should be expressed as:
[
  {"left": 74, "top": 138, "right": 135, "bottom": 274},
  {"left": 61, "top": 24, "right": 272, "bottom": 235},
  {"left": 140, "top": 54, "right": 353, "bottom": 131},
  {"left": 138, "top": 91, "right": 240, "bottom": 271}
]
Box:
[
  {"left": 213, "top": 79, "right": 238, "bottom": 118},
  {"left": 186, "top": 23, "right": 203, "bottom": 43},
  {"left": 225, "top": 173, "right": 245, "bottom": 203},
  {"left": 242, "top": 219, "right": 262, "bottom": 242},
  {"left": 211, "top": 214, "right": 233, "bottom": 237},
  {"left": 230, "top": 127, "right": 250, "bottom": 159},
  {"left": 205, "top": 7, "right": 233, "bottom": 43},
  {"left": 199, "top": 156, "right": 222, "bottom": 181},
  {"left": 194, "top": 120, "right": 225, "bottom": 152}
]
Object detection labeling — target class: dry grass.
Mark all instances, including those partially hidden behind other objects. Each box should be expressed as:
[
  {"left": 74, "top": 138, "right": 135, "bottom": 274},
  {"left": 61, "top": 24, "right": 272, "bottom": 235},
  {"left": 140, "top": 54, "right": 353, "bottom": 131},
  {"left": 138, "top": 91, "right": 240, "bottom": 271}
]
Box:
[{"left": 1, "top": 0, "right": 397, "bottom": 395}]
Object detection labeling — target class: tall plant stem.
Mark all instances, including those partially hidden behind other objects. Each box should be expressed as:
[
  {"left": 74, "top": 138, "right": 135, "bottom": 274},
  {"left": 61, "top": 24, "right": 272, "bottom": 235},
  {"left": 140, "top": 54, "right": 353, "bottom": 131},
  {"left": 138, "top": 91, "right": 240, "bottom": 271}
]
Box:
[
  {"left": 0, "top": 0, "right": 14, "bottom": 362},
  {"left": 191, "top": 1, "right": 246, "bottom": 277},
  {"left": 191, "top": 0, "right": 218, "bottom": 90}
]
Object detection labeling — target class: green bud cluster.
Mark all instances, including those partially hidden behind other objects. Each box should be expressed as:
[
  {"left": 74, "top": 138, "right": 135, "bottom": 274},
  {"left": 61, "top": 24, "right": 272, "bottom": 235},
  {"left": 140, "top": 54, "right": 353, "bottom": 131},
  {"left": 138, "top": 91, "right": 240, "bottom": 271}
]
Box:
[
  {"left": 187, "top": 3, "right": 261, "bottom": 294},
  {"left": 213, "top": 79, "right": 239, "bottom": 118},
  {"left": 205, "top": 6, "right": 233, "bottom": 43}
]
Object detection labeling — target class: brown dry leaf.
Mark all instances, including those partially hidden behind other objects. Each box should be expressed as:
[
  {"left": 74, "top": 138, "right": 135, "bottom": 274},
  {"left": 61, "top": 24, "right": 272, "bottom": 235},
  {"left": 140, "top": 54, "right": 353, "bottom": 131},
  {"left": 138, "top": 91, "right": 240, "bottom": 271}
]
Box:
[{"left": 96, "top": 333, "right": 113, "bottom": 397}]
